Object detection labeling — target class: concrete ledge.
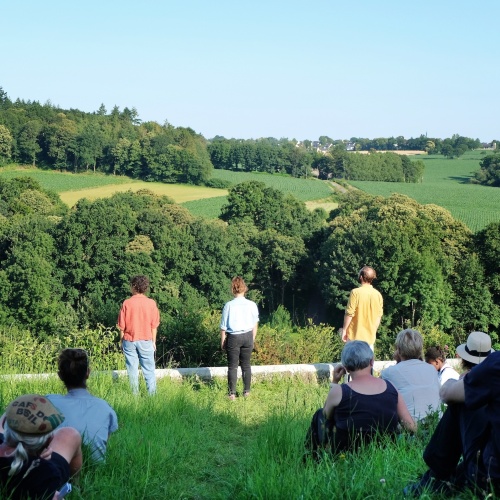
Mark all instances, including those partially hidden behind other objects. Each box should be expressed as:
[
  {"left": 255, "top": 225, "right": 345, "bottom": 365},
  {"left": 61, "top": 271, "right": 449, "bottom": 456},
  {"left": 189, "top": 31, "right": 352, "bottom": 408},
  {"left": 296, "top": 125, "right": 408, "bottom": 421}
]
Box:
[
  {"left": 111, "top": 359, "right": 407, "bottom": 382},
  {"left": 2, "top": 359, "right": 462, "bottom": 382}
]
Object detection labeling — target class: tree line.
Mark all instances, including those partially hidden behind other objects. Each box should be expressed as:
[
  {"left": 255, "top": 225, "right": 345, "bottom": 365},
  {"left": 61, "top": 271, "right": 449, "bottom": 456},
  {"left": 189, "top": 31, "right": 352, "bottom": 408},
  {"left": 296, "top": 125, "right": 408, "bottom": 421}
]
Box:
[
  {"left": 312, "top": 147, "right": 425, "bottom": 182},
  {"left": 0, "top": 176, "right": 499, "bottom": 364},
  {"left": 0, "top": 86, "right": 489, "bottom": 188},
  {"left": 0, "top": 87, "right": 213, "bottom": 185}
]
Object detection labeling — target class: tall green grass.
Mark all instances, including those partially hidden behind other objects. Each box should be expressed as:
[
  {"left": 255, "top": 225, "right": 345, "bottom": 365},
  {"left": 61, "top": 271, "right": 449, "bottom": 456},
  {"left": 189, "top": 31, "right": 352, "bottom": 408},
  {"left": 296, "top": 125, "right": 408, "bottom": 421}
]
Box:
[{"left": 1, "top": 372, "right": 476, "bottom": 499}]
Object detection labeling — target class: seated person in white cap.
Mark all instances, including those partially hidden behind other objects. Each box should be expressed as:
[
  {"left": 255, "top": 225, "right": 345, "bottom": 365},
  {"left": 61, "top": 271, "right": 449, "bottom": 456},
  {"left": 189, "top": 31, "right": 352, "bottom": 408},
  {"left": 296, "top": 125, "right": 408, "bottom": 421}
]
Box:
[
  {"left": 405, "top": 331, "right": 498, "bottom": 496},
  {"left": 0, "top": 394, "right": 82, "bottom": 500}
]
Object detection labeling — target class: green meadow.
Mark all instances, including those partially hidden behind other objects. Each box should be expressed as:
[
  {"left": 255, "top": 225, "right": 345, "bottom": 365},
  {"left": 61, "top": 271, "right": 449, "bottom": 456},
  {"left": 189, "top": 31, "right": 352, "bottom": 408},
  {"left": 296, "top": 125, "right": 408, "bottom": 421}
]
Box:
[
  {"left": 349, "top": 151, "right": 500, "bottom": 232},
  {"left": 2, "top": 152, "right": 499, "bottom": 231},
  {"left": 210, "top": 169, "right": 334, "bottom": 201},
  {"left": 1, "top": 372, "right": 439, "bottom": 500}
]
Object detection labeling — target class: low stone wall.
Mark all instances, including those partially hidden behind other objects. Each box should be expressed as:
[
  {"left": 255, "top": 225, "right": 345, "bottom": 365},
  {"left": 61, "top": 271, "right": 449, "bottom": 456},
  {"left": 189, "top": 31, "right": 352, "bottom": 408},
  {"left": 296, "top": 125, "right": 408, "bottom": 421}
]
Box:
[
  {"left": 111, "top": 359, "right": 407, "bottom": 383},
  {"left": 3, "top": 359, "right": 462, "bottom": 382}
]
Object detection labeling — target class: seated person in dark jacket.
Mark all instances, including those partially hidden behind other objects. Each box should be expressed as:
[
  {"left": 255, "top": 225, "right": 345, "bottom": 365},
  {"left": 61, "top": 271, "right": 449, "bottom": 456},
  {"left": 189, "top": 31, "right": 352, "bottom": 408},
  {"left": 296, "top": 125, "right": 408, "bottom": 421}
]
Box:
[
  {"left": 0, "top": 394, "right": 82, "bottom": 500},
  {"left": 319, "top": 341, "right": 416, "bottom": 454},
  {"left": 405, "top": 331, "right": 498, "bottom": 496}
]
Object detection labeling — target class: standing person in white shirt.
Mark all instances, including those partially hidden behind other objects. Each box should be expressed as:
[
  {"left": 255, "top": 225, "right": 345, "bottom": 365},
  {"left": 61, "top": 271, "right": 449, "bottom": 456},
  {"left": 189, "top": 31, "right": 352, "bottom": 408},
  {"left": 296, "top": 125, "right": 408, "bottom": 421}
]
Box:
[
  {"left": 425, "top": 346, "right": 460, "bottom": 386},
  {"left": 220, "top": 277, "right": 259, "bottom": 400}
]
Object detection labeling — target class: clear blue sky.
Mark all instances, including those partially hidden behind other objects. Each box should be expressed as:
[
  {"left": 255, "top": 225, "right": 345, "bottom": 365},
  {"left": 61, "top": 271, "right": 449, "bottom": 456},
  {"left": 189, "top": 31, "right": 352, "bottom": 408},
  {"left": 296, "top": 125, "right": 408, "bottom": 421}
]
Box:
[{"left": 2, "top": 0, "right": 499, "bottom": 141}]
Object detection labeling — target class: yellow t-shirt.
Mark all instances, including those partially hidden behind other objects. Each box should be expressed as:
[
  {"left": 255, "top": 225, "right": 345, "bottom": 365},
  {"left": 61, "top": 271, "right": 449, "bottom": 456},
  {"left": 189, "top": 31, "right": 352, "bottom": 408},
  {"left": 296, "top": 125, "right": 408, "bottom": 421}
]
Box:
[{"left": 346, "top": 284, "right": 383, "bottom": 345}]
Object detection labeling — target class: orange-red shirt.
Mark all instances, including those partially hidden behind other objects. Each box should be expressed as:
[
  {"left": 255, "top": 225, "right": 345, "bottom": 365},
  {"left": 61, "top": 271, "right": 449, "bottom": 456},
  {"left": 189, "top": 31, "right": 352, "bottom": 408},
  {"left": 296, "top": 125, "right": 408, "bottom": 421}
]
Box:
[{"left": 117, "top": 294, "right": 160, "bottom": 341}]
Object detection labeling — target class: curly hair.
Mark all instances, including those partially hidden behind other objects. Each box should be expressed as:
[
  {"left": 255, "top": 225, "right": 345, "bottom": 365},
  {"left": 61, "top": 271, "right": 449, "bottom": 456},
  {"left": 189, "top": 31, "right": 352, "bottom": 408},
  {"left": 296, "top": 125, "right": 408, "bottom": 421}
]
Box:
[
  {"left": 131, "top": 275, "right": 150, "bottom": 294},
  {"left": 58, "top": 348, "right": 89, "bottom": 389},
  {"left": 231, "top": 276, "right": 248, "bottom": 295}
]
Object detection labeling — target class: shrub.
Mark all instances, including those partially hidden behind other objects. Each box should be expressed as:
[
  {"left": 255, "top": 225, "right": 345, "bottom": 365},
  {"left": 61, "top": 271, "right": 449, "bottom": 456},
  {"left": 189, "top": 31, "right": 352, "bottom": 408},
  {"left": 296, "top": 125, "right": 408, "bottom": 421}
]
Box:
[
  {"left": 160, "top": 309, "right": 225, "bottom": 368},
  {"left": 0, "top": 325, "right": 123, "bottom": 374},
  {"left": 253, "top": 321, "right": 341, "bottom": 365},
  {"left": 204, "top": 178, "right": 233, "bottom": 189}
]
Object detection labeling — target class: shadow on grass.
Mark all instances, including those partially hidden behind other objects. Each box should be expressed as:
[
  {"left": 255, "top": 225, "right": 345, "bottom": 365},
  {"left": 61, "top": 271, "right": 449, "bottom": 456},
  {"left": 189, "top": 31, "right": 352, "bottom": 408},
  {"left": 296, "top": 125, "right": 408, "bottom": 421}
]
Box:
[{"left": 448, "top": 175, "right": 474, "bottom": 184}]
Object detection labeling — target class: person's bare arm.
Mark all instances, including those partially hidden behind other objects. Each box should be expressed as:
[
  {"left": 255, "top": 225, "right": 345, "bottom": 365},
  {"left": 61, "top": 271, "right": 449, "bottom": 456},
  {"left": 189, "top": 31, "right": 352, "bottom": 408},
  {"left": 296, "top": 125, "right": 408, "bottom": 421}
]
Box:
[
  {"left": 342, "top": 315, "right": 352, "bottom": 342},
  {"left": 152, "top": 327, "right": 157, "bottom": 351},
  {"left": 252, "top": 323, "right": 258, "bottom": 342},
  {"left": 323, "top": 365, "right": 346, "bottom": 419},
  {"left": 220, "top": 329, "right": 227, "bottom": 350},
  {"left": 440, "top": 378, "right": 465, "bottom": 404},
  {"left": 50, "top": 427, "right": 82, "bottom": 477},
  {"left": 397, "top": 393, "right": 417, "bottom": 432}
]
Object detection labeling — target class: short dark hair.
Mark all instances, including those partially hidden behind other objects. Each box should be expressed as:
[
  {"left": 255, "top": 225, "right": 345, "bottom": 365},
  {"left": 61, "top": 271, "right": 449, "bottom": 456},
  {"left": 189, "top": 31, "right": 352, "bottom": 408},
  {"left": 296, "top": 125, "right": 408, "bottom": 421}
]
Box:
[
  {"left": 425, "top": 346, "right": 446, "bottom": 363},
  {"left": 131, "top": 275, "right": 150, "bottom": 294},
  {"left": 58, "top": 348, "right": 89, "bottom": 389}
]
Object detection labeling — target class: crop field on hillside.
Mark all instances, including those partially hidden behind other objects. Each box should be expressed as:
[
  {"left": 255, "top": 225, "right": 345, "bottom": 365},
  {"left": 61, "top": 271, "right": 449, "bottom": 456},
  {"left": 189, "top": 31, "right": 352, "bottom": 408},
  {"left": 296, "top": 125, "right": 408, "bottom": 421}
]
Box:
[
  {"left": 0, "top": 167, "right": 334, "bottom": 216},
  {"left": 3, "top": 155, "right": 497, "bottom": 230},
  {"left": 182, "top": 196, "right": 228, "bottom": 218},
  {"left": 57, "top": 182, "right": 227, "bottom": 207},
  {"left": 0, "top": 167, "right": 135, "bottom": 192},
  {"left": 211, "top": 169, "right": 334, "bottom": 201},
  {"left": 0, "top": 166, "right": 227, "bottom": 207},
  {"left": 349, "top": 151, "right": 500, "bottom": 232}
]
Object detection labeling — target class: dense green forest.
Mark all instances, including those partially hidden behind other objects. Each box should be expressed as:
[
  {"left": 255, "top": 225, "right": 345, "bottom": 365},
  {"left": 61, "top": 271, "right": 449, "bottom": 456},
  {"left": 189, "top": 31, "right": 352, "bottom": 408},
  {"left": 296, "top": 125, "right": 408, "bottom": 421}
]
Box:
[{"left": 0, "top": 175, "right": 499, "bottom": 365}]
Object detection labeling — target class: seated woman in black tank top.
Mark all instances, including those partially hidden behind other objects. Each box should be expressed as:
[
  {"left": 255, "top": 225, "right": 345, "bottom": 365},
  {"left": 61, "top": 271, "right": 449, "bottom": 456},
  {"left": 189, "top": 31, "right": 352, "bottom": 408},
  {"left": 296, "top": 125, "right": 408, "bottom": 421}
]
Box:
[{"left": 309, "top": 341, "right": 416, "bottom": 457}]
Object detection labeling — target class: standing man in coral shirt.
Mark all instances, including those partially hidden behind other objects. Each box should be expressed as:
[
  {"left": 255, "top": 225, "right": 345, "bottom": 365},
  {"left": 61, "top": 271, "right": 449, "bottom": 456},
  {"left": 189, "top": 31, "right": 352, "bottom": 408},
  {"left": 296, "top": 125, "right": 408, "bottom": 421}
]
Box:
[
  {"left": 342, "top": 266, "right": 383, "bottom": 352},
  {"left": 117, "top": 275, "right": 160, "bottom": 395}
]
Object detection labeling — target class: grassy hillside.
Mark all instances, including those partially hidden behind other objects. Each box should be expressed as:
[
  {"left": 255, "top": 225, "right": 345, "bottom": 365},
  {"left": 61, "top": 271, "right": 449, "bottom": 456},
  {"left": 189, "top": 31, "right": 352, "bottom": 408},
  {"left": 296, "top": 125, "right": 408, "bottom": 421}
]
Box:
[
  {"left": 0, "top": 166, "right": 227, "bottom": 207},
  {"left": 1, "top": 372, "right": 428, "bottom": 500},
  {"left": 210, "top": 169, "right": 334, "bottom": 201},
  {"left": 349, "top": 151, "right": 500, "bottom": 232},
  {"left": 2, "top": 155, "right": 498, "bottom": 230},
  {"left": 0, "top": 166, "right": 336, "bottom": 217}
]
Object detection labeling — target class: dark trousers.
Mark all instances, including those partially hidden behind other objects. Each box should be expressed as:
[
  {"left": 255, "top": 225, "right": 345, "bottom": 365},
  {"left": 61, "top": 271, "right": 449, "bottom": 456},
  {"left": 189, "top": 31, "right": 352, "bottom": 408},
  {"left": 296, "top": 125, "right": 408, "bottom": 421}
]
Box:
[
  {"left": 226, "top": 330, "right": 253, "bottom": 394},
  {"left": 423, "top": 403, "right": 495, "bottom": 486}
]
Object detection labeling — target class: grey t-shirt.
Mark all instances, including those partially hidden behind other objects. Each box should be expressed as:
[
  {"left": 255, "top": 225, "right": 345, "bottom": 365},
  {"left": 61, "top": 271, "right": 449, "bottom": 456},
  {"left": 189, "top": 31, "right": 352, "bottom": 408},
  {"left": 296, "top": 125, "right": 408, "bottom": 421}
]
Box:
[
  {"left": 381, "top": 359, "right": 441, "bottom": 421},
  {"left": 47, "top": 389, "right": 118, "bottom": 461}
]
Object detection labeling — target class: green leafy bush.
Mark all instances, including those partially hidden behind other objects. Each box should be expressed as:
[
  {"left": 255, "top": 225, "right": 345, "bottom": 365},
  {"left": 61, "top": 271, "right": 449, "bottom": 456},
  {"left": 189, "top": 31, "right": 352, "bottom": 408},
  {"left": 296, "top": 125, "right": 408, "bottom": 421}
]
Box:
[
  {"left": 204, "top": 178, "right": 233, "bottom": 189},
  {"left": 0, "top": 325, "right": 123, "bottom": 374}
]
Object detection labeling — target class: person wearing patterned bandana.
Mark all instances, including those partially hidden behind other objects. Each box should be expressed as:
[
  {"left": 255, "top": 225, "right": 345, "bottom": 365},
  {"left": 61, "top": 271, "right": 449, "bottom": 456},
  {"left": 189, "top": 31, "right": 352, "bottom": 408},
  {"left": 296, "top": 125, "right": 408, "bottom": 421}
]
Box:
[{"left": 0, "top": 394, "right": 82, "bottom": 500}]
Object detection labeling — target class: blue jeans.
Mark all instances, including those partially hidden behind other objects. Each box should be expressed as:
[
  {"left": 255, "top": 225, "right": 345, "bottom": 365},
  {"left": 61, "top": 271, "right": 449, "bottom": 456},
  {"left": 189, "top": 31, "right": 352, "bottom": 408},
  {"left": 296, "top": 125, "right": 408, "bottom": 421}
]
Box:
[
  {"left": 226, "top": 330, "right": 254, "bottom": 395},
  {"left": 122, "top": 340, "right": 156, "bottom": 394}
]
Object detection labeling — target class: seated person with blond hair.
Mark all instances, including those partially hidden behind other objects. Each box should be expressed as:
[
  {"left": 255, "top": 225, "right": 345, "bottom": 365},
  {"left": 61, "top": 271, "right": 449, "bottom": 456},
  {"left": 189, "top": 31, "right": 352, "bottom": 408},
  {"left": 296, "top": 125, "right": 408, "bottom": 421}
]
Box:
[{"left": 381, "top": 329, "right": 441, "bottom": 422}]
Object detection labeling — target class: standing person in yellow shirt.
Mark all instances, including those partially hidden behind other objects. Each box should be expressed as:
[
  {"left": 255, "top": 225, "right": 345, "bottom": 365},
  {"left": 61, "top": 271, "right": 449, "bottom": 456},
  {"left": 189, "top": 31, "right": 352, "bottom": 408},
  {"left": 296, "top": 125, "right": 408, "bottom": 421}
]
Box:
[{"left": 342, "top": 266, "right": 383, "bottom": 351}]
